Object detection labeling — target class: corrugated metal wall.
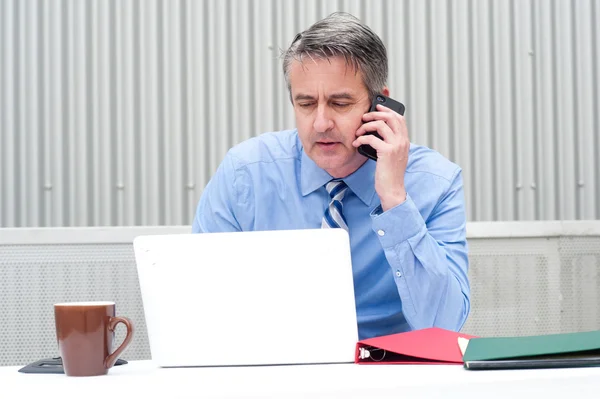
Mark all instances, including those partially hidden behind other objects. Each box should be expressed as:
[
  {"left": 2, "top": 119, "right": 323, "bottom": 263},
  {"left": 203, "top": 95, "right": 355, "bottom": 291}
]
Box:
[{"left": 1, "top": 0, "right": 599, "bottom": 227}]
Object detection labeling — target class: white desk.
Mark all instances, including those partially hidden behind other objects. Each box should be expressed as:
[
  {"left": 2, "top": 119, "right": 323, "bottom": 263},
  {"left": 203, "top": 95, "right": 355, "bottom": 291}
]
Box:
[{"left": 4, "top": 360, "right": 600, "bottom": 398}]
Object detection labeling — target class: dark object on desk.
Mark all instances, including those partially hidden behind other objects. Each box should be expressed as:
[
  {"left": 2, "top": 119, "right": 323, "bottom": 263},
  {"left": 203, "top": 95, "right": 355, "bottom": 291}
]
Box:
[
  {"left": 465, "top": 354, "right": 600, "bottom": 370},
  {"left": 462, "top": 329, "right": 600, "bottom": 370},
  {"left": 18, "top": 356, "right": 128, "bottom": 374}
]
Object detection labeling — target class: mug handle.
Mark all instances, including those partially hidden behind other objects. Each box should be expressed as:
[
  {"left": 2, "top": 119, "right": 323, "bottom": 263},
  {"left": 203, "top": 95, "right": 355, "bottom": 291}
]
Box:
[{"left": 104, "top": 316, "right": 134, "bottom": 369}]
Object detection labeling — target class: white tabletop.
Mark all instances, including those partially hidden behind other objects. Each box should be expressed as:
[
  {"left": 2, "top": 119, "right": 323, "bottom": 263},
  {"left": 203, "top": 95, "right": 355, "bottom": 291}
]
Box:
[{"left": 4, "top": 360, "right": 600, "bottom": 398}]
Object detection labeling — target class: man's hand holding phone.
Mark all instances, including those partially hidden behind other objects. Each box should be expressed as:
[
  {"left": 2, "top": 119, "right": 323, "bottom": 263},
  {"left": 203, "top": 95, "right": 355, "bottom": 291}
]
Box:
[{"left": 353, "top": 94, "right": 410, "bottom": 212}]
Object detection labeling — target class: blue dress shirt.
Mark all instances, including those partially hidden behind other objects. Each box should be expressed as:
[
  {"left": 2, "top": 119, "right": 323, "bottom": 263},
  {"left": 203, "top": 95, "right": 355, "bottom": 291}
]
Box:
[{"left": 192, "top": 129, "right": 470, "bottom": 339}]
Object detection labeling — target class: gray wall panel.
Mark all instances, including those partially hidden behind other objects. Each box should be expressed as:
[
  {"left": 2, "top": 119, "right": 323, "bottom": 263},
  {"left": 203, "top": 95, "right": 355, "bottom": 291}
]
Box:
[{"left": 1, "top": 0, "right": 599, "bottom": 227}]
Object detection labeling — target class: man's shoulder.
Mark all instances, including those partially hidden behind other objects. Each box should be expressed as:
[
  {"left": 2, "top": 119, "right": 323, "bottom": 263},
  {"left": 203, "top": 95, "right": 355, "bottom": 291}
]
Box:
[
  {"left": 226, "top": 129, "right": 301, "bottom": 169},
  {"left": 407, "top": 144, "right": 461, "bottom": 182}
]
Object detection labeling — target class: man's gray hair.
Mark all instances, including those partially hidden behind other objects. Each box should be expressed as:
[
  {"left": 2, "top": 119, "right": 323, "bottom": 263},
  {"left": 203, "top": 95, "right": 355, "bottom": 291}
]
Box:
[{"left": 281, "top": 12, "right": 388, "bottom": 103}]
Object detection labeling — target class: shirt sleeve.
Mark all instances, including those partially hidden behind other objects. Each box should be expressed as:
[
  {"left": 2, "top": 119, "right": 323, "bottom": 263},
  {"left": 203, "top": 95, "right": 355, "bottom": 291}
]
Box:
[
  {"left": 369, "top": 168, "right": 470, "bottom": 331},
  {"left": 192, "top": 152, "right": 248, "bottom": 233}
]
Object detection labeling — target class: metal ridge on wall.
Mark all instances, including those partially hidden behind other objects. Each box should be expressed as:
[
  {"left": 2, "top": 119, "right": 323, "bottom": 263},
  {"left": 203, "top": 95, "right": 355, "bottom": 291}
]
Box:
[{"left": 1, "top": 0, "right": 599, "bottom": 227}]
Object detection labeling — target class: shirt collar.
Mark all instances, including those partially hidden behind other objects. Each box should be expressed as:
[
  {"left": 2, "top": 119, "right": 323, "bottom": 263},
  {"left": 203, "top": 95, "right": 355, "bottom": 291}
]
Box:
[
  {"left": 300, "top": 149, "right": 334, "bottom": 196},
  {"left": 300, "top": 147, "right": 377, "bottom": 207},
  {"left": 343, "top": 158, "right": 377, "bottom": 206}
]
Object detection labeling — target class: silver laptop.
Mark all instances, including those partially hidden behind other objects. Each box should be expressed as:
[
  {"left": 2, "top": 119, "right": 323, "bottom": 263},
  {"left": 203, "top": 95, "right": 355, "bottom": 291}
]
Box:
[{"left": 133, "top": 228, "right": 358, "bottom": 367}]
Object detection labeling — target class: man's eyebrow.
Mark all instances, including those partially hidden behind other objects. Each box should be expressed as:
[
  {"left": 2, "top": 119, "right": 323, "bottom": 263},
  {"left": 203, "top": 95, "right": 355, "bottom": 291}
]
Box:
[
  {"left": 294, "top": 94, "right": 316, "bottom": 102},
  {"left": 293, "top": 92, "right": 357, "bottom": 102},
  {"left": 329, "top": 93, "right": 356, "bottom": 100}
]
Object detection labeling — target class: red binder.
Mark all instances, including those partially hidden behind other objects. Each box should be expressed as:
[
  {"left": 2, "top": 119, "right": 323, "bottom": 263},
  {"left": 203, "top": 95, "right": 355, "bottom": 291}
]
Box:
[{"left": 355, "top": 327, "right": 477, "bottom": 365}]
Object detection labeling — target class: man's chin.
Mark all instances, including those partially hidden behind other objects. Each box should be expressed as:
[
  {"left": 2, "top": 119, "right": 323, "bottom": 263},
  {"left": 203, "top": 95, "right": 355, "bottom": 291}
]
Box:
[{"left": 314, "top": 158, "right": 343, "bottom": 171}]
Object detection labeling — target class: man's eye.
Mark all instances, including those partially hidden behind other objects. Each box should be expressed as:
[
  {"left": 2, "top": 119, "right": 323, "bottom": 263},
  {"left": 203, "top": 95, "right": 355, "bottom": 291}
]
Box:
[
  {"left": 333, "top": 103, "right": 350, "bottom": 108},
  {"left": 298, "top": 103, "right": 314, "bottom": 108}
]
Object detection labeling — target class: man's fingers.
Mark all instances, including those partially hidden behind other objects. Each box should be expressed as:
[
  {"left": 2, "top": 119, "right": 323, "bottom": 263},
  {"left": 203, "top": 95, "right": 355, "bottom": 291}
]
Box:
[
  {"left": 361, "top": 105, "right": 405, "bottom": 139},
  {"left": 355, "top": 120, "right": 395, "bottom": 142},
  {"left": 353, "top": 134, "right": 393, "bottom": 151}
]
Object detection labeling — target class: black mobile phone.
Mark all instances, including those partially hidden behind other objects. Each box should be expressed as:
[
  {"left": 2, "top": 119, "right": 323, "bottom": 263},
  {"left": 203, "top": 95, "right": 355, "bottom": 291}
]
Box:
[{"left": 357, "top": 94, "right": 405, "bottom": 161}]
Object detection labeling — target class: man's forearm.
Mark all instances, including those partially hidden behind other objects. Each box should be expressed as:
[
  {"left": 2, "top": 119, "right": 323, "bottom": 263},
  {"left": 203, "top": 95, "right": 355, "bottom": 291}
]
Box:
[{"left": 371, "top": 194, "right": 470, "bottom": 331}]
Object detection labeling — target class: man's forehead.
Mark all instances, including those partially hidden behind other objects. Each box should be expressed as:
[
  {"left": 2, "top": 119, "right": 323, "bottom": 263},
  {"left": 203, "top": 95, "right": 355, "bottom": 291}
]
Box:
[{"left": 288, "top": 57, "right": 367, "bottom": 98}]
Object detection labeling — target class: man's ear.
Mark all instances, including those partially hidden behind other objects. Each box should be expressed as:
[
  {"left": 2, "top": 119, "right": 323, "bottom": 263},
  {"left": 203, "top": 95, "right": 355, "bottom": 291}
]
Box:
[{"left": 381, "top": 86, "right": 390, "bottom": 97}]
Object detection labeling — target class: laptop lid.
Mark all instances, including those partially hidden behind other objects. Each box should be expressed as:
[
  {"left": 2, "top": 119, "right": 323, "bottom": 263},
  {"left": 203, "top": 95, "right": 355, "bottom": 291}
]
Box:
[{"left": 133, "top": 228, "right": 358, "bottom": 367}]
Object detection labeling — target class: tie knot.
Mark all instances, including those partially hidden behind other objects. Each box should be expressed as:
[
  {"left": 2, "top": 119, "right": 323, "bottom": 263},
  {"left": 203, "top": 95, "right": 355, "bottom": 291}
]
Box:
[{"left": 325, "top": 180, "right": 348, "bottom": 201}]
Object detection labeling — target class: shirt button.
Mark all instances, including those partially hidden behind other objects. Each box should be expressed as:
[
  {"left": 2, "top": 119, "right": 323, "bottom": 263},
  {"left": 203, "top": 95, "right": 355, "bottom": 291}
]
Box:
[
  {"left": 377, "top": 230, "right": 385, "bottom": 236},
  {"left": 396, "top": 270, "right": 402, "bottom": 277}
]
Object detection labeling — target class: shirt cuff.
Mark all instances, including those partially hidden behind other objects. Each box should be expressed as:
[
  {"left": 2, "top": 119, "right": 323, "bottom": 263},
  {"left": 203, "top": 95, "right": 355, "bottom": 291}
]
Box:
[{"left": 369, "top": 194, "right": 426, "bottom": 248}]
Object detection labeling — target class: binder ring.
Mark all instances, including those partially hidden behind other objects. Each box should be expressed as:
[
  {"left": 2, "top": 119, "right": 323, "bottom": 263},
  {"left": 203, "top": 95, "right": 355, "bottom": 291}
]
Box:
[{"left": 369, "top": 348, "right": 387, "bottom": 362}]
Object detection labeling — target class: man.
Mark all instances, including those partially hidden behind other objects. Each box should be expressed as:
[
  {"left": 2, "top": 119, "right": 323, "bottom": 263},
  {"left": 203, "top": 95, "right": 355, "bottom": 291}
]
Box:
[{"left": 192, "top": 12, "right": 470, "bottom": 339}]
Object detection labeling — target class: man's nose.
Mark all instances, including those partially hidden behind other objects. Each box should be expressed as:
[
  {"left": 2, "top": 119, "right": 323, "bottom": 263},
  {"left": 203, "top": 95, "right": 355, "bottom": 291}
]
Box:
[{"left": 313, "top": 105, "right": 334, "bottom": 133}]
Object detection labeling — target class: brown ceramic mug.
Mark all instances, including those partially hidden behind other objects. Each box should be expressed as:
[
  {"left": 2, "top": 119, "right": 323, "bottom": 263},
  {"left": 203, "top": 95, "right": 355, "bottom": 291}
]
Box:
[{"left": 54, "top": 301, "right": 134, "bottom": 376}]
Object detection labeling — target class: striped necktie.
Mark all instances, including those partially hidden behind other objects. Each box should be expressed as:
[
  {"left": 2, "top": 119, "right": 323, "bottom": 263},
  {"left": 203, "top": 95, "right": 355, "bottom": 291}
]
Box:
[{"left": 321, "top": 180, "right": 349, "bottom": 232}]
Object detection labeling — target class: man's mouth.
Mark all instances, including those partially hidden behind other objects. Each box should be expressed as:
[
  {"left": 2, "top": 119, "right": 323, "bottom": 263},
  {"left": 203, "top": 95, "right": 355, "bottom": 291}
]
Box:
[{"left": 317, "top": 141, "right": 338, "bottom": 147}]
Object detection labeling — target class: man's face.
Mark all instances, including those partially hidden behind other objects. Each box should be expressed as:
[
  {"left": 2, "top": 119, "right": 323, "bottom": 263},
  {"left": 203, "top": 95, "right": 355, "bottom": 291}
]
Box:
[{"left": 289, "top": 57, "right": 371, "bottom": 178}]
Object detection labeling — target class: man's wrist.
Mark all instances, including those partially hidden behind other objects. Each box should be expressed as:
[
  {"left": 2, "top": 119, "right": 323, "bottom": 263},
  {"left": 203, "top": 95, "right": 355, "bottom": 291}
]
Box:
[{"left": 380, "top": 188, "right": 407, "bottom": 212}]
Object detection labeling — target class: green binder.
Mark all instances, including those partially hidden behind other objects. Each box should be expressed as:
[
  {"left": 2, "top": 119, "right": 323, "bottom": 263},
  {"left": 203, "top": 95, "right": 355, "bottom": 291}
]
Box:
[{"left": 462, "top": 330, "right": 600, "bottom": 370}]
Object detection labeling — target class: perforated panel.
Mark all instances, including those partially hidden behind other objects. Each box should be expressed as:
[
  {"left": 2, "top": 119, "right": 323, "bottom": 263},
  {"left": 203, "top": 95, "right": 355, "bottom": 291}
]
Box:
[
  {"left": 0, "top": 244, "right": 150, "bottom": 367},
  {"left": 558, "top": 237, "right": 600, "bottom": 333},
  {"left": 461, "top": 236, "right": 600, "bottom": 337}
]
